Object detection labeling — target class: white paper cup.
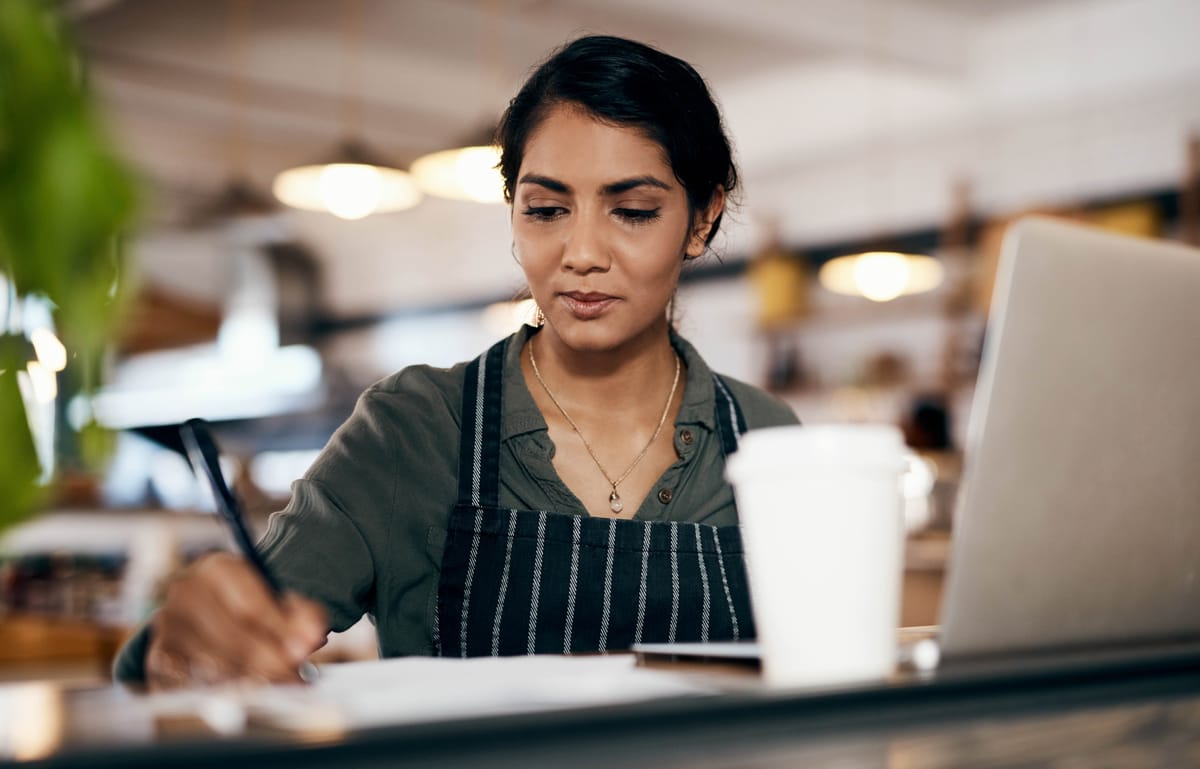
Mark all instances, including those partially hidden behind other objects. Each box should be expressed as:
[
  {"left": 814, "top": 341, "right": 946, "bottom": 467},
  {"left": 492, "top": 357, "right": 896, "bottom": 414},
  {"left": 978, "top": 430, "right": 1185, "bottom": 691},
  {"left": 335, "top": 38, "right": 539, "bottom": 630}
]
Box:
[{"left": 726, "top": 424, "right": 907, "bottom": 688}]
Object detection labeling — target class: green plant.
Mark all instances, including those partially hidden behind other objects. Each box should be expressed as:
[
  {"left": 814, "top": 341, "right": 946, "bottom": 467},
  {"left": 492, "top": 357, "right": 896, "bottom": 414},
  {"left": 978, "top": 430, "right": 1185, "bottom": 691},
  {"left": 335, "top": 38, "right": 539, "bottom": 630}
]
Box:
[{"left": 0, "top": 0, "right": 136, "bottom": 531}]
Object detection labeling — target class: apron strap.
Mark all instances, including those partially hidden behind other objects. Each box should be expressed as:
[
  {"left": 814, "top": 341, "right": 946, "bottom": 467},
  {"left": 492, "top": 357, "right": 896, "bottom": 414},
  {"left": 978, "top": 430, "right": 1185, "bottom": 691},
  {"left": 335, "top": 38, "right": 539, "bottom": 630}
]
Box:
[
  {"left": 457, "top": 338, "right": 507, "bottom": 508},
  {"left": 712, "top": 374, "right": 747, "bottom": 455}
]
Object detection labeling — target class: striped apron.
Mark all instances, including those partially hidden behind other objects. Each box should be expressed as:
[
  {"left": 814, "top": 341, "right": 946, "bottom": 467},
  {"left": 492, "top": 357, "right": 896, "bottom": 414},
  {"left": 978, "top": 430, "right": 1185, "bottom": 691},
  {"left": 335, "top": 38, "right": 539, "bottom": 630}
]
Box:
[{"left": 435, "top": 337, "right": 756, "bottom": 657}]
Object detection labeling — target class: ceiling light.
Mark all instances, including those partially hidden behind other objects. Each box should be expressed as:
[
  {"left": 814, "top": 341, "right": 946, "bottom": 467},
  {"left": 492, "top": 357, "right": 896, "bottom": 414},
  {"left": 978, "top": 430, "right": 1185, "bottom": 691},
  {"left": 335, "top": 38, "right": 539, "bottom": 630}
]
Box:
[
  {"left": 818, "top": 251, "right": 943, "bottom": 302},
  {"left": 410, "top": 144, "right": 506, "bottom": 204},
  {"left": 188, "top": 179, "right": 277, "bottom": 226},
  {"left": 273, "top": 141, "right": 422, "bottom": 220},
  {"left": 272, "top": 0, "right": 423, "bottom": 219}
]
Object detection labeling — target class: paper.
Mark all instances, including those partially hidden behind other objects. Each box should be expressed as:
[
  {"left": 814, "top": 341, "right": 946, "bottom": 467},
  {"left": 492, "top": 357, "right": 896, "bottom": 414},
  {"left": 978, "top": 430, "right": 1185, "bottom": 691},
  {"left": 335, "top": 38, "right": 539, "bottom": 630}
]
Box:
[{"left": 139, "top": 654, "right": 717, "bottom": 737}]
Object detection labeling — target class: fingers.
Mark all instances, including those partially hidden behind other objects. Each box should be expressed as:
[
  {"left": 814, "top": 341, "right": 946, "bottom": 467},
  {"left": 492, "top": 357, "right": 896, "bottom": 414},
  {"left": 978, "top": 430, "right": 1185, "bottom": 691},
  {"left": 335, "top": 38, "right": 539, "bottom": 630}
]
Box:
[
  {"left": 144, "top": 553, "right": 330, "bottom": 690},
  {"left": 281, "top": 593, "right": 330, "bottom": 661}
]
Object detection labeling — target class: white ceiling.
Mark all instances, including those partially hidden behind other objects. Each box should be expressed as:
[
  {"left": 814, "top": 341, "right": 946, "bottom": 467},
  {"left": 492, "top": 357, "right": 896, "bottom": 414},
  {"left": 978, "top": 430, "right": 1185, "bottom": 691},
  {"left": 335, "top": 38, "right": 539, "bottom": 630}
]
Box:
[{"left": 74, "top": 0, "right": 1200, "bottom": 319}]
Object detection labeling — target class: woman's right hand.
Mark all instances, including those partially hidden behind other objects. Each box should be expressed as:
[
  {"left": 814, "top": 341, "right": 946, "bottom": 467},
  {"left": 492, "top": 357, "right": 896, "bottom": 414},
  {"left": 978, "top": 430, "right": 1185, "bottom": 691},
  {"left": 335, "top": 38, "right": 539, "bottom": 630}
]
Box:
[{"left": 145, "top": 552, "right": 329, "bottom": 690}]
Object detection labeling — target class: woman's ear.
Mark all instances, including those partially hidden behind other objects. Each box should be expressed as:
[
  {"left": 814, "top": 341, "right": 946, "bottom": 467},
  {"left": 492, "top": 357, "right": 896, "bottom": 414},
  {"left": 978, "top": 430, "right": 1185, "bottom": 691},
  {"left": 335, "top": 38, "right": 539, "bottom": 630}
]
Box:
[{"left": 686, "top": 186, "right": 726, "bottom": 259}]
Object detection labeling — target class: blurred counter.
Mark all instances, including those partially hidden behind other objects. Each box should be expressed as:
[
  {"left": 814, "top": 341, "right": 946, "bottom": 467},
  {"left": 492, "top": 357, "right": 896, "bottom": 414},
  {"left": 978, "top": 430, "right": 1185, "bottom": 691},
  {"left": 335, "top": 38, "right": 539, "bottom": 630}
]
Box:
[
  {"left": 2, "top": 643, "right": 1200, "bottom": 768},
  {"left": 0, "top": 509, "right": 230, "bottom": 685},
  {"left": 0, "top": 616, "right": 129, "bottom": 685},
  {"left": 902, "top": 531, "right": 949, "bottom": 628}
]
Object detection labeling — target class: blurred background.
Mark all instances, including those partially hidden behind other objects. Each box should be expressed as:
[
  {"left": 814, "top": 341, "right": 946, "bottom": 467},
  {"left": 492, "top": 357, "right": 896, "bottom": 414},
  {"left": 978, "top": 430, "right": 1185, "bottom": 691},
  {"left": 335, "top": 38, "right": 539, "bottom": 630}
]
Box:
[{"left": 2, "top": 0, "right": 1199, "bottom": 682}]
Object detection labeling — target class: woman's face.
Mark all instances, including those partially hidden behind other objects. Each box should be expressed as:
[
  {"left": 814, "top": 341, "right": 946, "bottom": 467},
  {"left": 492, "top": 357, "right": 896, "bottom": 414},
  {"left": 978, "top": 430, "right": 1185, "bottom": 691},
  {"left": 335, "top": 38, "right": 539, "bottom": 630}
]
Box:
[{"left": 512, "top": 103, "right": 722, "bottom": 355}]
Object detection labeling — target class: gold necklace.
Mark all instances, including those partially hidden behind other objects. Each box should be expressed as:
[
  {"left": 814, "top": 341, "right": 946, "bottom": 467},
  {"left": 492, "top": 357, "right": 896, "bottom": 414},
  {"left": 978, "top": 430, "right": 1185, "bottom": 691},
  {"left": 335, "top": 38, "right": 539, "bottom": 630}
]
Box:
[{"left": 528, "top": 339, "right": 681, "bottom": 514}]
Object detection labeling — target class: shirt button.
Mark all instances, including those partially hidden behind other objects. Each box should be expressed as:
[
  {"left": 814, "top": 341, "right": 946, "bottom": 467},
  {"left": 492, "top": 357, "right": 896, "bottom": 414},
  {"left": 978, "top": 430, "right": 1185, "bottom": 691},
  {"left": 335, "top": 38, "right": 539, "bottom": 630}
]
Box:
[
  {"left": 658, "top": 488, "right": 674, "bottom": 504},
  {"left": 679, "top": 429, "right": 694, "bottom": 445}
]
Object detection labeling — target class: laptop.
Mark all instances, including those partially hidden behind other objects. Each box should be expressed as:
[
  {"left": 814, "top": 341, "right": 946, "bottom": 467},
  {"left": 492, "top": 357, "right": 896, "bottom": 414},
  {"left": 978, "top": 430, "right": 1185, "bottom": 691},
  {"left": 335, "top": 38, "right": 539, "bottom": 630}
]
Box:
[
  {"left": 637, "top": 217, "right": 1200, "bottom": 672},
  {"left": 938, "top": 216, "right": 1200, "bottom": 660}
]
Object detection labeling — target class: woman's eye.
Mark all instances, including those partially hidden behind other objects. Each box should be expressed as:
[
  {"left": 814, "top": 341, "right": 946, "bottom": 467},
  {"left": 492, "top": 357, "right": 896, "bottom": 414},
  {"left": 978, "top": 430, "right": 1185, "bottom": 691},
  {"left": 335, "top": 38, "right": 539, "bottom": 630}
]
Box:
[
  {"left": 614, "top": 207, "right": 661, "bottom": 224},
  {"left": 522, "top": 206, "right": 567, "bottom": 221}
]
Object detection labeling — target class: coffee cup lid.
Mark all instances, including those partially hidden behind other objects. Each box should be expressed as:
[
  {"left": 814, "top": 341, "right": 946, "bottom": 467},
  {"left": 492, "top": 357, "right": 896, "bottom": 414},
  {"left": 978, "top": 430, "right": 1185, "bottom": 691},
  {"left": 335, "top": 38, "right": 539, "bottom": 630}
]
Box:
[{"left": 725, "top": 424, "right": 906, "bottom": 483}]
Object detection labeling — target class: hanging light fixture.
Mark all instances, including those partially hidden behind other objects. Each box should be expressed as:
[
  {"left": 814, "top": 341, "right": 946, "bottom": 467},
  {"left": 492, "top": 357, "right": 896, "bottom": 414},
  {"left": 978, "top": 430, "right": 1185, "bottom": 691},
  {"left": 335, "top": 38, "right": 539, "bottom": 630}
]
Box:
[
  {"left": 409, "top": 0, "right": 506, "bottom": 205},
  {"left": 818, "top": 251, "right": 943, "bottom": 302},
  {"left": 410, "top": 143, "right": 505, "bottom": 204},
  {"left": 182, "top": 0, "right": 279, "bottom": 228},
  {"left": 811, "top": 5, "right": 944, "bottom": 305},
  {"left": 274, "top": 140, "right": 421, "bottom": 220},
  {"left": 272, "top": 0, "right": 421, "bottom": 219}
]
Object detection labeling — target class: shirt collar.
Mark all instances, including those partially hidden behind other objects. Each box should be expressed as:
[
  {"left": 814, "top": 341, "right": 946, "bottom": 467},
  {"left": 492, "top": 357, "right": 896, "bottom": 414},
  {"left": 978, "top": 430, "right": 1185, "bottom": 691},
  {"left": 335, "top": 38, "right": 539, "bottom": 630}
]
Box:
[
  {"left": 502, "top": 325, "right": 548, "bottom": 440},
  {"left": 501, "top": 324, "right": 717, "bottom": 442}
]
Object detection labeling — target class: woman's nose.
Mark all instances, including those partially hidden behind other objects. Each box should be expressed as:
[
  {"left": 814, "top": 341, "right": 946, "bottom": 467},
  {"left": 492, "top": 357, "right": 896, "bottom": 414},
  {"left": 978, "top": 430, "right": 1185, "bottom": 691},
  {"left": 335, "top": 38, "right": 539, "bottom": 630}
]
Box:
[{"left": 561, "top": 215, "right": 611, "bottom": 273}]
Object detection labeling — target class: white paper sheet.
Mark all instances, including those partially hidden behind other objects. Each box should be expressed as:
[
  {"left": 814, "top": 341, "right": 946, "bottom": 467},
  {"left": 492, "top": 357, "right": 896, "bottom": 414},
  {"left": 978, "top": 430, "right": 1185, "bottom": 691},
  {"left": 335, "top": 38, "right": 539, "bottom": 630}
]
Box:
[{"left": 140, "top": 654, "right": 718, "bottom": 736}]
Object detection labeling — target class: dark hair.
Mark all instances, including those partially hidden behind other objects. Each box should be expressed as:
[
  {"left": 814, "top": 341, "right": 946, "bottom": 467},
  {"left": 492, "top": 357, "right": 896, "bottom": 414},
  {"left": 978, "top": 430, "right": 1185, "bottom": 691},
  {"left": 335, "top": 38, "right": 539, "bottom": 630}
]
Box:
[{"left": 496, "top": 35, "right": 738, "bottom": 248}]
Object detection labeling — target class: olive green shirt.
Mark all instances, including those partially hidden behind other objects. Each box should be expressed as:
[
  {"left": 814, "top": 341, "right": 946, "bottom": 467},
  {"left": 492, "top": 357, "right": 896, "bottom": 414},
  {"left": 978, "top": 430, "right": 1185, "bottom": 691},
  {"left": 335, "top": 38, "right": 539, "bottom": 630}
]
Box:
[{"left": 114, "top": 326, "right": 797, "bottom": 682}]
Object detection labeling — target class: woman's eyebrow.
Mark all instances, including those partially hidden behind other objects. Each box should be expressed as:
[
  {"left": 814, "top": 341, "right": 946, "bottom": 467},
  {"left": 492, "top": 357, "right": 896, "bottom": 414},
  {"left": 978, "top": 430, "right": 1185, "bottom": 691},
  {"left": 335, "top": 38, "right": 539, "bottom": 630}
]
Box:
[
  {"left": 517, "top": 174, "right": 569, "bottom": 193},
  {"left": 602, "top": 176, "right": 671, "bottom": 195},
  {"left": 516, "top": 173, "right": 671, "bottom": 195}
]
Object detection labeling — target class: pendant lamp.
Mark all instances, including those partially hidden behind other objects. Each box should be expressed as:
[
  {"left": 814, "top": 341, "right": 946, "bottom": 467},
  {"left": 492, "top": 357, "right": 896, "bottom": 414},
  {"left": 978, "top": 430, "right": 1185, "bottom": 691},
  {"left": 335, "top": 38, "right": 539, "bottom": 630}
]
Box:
[
  {"left": 271, "top": 0, "right": 421, "bottom": 219},
  {"left": 410, "top": 143, "right": 505, "bottom": 204},
  {"left": 811, "top": 6, "right": 944, "bottom": 303},
  {"left": 410, "top": 1, "right": 507, "bottom": 206},
  {"left": 818, "top": 251, "right": 943, "bottom": 302},
  {"left": 273, "top": 140, "right": 421, "bottom": 220},
  {"left": 183, "top": 0, "right": 279, "bottom": 227}
]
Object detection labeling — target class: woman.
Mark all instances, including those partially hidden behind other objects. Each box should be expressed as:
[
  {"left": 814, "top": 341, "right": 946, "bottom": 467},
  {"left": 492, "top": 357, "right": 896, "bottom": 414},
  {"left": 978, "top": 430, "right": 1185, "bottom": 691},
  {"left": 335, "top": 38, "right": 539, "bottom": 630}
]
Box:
[{"left": 116, "top": 35, "right": 798, "bottom": 688}]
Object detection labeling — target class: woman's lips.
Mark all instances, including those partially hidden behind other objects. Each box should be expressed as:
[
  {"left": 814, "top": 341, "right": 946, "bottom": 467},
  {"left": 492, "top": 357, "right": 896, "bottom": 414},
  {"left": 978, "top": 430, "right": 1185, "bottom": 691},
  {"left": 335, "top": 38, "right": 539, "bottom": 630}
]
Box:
[{"left": 558, "top": 291, "right": 619, "bottom": 320}]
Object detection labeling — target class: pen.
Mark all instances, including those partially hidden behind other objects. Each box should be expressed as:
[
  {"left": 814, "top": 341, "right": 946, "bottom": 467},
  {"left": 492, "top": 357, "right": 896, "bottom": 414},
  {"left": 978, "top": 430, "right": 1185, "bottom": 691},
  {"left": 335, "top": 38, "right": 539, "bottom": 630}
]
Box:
[{"left": 179, "top": 417, "right": 320, "bottom": 683}]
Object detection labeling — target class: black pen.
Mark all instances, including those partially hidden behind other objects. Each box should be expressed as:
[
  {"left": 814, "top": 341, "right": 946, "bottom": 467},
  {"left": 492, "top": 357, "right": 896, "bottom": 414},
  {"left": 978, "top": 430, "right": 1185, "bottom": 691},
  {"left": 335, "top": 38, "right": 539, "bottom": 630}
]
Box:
[{"left": 179, "top": 417, "right": 320, "bottom": 682}]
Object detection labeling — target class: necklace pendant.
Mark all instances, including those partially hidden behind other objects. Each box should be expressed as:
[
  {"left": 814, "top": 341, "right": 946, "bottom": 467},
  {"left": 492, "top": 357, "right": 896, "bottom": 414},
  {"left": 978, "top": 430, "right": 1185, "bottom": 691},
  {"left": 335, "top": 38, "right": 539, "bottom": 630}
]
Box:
[{"left": 609, "top": 489, "right": 624, "bottom": 514}]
